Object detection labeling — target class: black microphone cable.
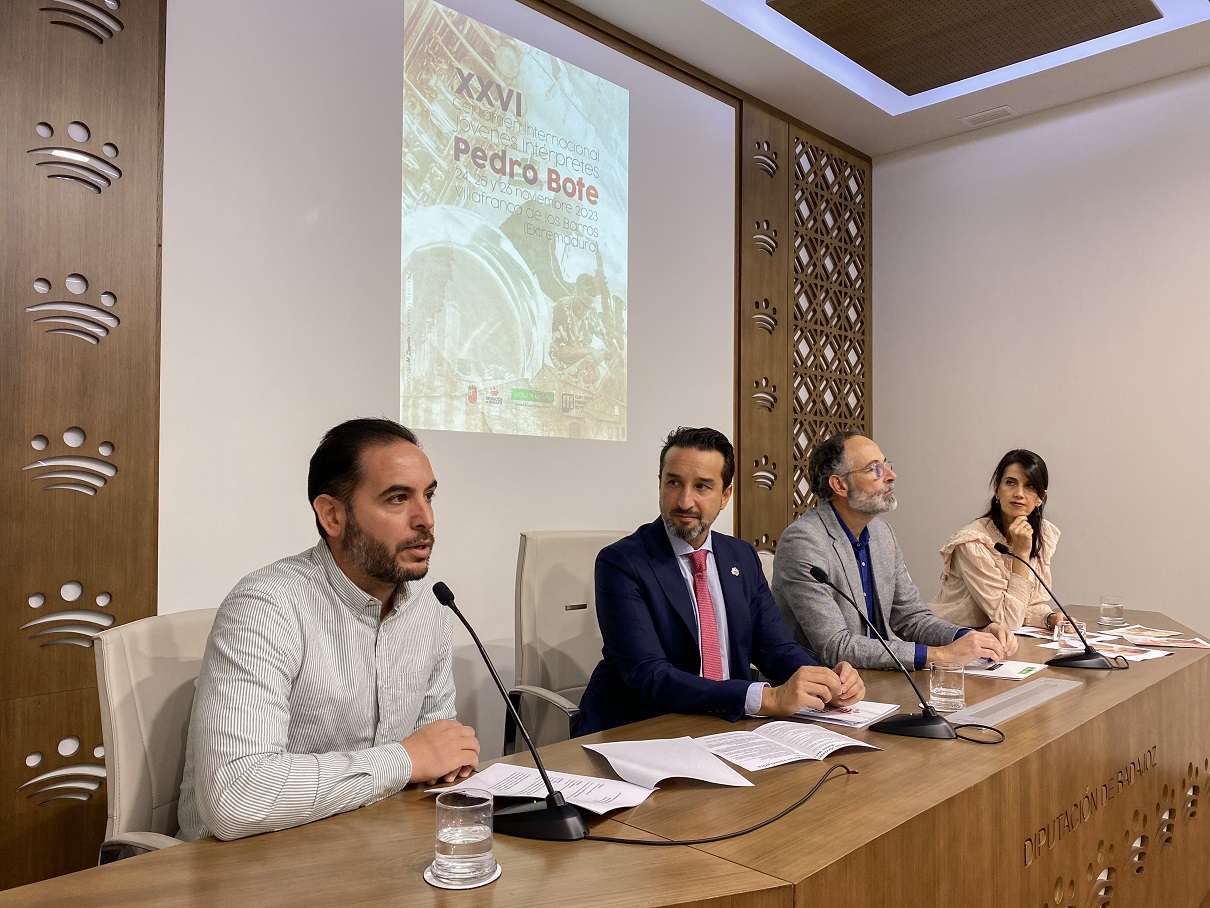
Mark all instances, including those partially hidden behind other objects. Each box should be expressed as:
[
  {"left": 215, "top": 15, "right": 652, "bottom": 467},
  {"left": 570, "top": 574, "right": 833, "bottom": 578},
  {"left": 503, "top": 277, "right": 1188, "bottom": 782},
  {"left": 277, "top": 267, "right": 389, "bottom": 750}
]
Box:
[
  {"left": 950, "top": 723, "right": 1005, "bottom": 745},
  {"left": 805, "top": 565, "right": 1005, "bottom": 745},
  {"left": 582, "top": 762, "right": 857, "bottom": 845}
]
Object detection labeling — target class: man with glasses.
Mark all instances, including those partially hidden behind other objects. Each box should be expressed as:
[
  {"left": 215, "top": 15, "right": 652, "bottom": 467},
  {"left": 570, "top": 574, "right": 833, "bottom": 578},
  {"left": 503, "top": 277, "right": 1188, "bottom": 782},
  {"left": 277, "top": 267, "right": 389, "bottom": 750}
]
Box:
[{"left": 771, "top": 431, "right": 1016, "bottom": 671}]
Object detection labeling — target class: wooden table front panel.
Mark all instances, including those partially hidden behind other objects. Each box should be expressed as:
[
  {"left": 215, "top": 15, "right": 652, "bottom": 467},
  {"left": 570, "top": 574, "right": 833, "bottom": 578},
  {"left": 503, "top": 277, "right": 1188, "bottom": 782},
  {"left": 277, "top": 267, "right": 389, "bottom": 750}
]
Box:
[
  {"left": 562, "top": 608, "right": 1210, "bottom": 908},
  {"left": 797, "top": 646, "right": 1209, "bottom": 907},
  {"left": 0, "top": 783, "right": 792, "bottom": 908},
  {"left": 2, "top": 608, "right": 1205, "bottom": 907}
]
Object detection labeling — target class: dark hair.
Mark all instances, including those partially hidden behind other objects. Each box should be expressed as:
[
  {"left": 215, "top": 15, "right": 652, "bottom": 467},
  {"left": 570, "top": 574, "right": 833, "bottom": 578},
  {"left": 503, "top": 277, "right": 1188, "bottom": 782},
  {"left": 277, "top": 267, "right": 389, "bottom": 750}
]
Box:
[
  {"left": 982, "top": 449, "right": 1049, "bottom": 560},
  {"left": 808, "top": 430, "right": 862, "bottom": 501},
  {"left": 307, "top": 418, "right": 420, "bottom": 536},
  {"left": 659, "top": 426, "right": 735, "bottom": 489}
]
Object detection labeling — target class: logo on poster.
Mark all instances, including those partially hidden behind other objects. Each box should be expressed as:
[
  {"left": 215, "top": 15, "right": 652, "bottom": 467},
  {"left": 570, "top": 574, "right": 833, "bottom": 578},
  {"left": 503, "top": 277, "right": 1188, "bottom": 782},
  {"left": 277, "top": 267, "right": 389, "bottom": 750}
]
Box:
[
  {"left": 467, "top": 385, "right": 478, "bottom": 404},
  {"left": 561, "top": 392, "right": 588, "bottom": 415}
]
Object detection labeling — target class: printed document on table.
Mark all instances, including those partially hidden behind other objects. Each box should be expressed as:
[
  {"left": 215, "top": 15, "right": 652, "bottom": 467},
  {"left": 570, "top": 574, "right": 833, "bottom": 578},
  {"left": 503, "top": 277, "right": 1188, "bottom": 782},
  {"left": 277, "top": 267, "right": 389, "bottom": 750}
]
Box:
[
  {"left": 429, "top": 762, "right": 653, "bottom": 814},
  {"left": 1038, "top": 641, "right": 1170, "bottom": 662},
  {"left": 1015, "top": 628, "right": 1116, "bottom": 643},
  {"left": 696, "top": 722, "right": 878, "bottom": 772},
  {"left": 793, "top": 700, "right": 899, "bottom": 727},
  {"left": 1112, "top": 624, "right": 1182, "bottom": 639},
  {"left": 1077, "top": 632, "right": 1117, "bottom": 644},
  {"left": 963, "top": 660, "right": 1047, "bottom": 680},
  {"left": 583, "top": 736, "right": 752, "bottom": 789},
  {"left": 1123, "top": 634, "right": 1210, "bottom": 649},
  {"left": 1012, "top": 627, "right": 1052, "bottom": 638}
]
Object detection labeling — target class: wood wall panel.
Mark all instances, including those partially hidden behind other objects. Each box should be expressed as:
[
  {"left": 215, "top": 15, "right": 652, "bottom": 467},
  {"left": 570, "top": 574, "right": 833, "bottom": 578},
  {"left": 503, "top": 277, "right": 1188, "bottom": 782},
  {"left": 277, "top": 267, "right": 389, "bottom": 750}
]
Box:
[
  {"left": 0, "top": 0, "right": 164, "bottom": 889},
  {"left": 0, "top": 690, "right": 107, "bottom": 890},
  {"left": 766, "top": 0, "right": 1162, "bottom": 96},
  {"left": 735, "top": 105, "right": 791, "bottom": 556},
  {"left": 736, "top": 104, "right": 871, "bottom": 551}
]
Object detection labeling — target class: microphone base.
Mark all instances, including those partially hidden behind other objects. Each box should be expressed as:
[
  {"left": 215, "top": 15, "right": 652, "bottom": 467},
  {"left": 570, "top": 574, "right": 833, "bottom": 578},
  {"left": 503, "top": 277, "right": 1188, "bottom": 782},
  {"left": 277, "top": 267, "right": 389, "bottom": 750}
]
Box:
[
  {"left": 1047, "top": 649, "right": 1118, "bottom": 670},
  {"left": 494, "top": 797, "right": 588, "bottom": 841},
  {"left": 871, "top": 710, "right": 957, "bottom": 739}
]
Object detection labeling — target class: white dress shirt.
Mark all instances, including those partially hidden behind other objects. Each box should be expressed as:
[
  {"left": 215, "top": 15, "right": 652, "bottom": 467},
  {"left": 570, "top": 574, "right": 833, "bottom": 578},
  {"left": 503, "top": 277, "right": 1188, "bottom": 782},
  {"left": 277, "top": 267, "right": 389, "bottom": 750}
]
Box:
[
  {"left": 177, "top": 540, "right": 456, "bottom": 841},
  {"left": 662, "top": 523, "right": 767, "bottom": 715}
]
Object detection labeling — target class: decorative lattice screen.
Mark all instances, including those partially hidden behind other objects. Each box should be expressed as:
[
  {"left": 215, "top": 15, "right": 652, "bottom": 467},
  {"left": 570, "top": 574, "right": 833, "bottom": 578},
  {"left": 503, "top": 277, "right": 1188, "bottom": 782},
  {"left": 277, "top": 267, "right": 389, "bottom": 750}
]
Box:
[{"left": 788, "top": 136, "right": 870, "bottom": 517}]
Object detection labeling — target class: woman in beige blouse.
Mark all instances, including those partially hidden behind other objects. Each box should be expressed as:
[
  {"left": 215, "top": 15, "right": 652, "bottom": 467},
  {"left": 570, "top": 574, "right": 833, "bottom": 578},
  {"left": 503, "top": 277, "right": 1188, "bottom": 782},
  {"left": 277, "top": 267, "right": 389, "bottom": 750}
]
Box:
[{"left": 930, "top": 450, "right": 1060, "bottom": 631}]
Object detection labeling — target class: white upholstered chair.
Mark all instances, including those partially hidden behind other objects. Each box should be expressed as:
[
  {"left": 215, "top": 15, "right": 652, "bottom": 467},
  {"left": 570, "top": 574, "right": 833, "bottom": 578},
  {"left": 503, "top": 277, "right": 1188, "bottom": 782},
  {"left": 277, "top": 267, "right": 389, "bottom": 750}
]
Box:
[
  {"left": 505, "top": 530, "right": 628, "bottom": 753},
  {"left": 93, "top": 608, "right": 217, "bottom": 863},
  {"left": 758, "top": 549, "right": 775, "bottom": 586}
]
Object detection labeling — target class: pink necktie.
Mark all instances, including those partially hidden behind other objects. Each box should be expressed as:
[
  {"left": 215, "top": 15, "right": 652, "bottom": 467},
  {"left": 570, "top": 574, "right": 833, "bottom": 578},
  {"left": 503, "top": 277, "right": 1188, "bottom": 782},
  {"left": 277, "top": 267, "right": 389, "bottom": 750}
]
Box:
[{"left": 689, "top": 549, "right": 725, "bottom": 681}]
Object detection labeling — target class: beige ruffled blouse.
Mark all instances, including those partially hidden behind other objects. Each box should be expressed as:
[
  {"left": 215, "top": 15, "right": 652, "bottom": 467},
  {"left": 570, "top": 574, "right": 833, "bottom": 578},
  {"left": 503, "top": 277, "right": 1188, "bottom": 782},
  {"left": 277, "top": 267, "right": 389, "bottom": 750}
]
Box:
[{"left": 928, "top": 517, "right": 1060, "bottom": 630}]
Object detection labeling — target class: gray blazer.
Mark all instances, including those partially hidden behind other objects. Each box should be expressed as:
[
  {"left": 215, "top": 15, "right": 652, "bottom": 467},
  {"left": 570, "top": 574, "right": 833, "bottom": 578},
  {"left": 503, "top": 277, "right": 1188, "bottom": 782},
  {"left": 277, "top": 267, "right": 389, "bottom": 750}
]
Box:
[{"left": 771, "top": 504, "right": 965, "bottom": 670}]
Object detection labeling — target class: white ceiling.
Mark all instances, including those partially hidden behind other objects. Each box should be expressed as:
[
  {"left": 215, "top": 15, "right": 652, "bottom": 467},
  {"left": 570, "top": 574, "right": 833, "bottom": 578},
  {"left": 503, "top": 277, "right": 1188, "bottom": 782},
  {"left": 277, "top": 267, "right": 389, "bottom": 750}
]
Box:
[{"left": 569, "top": 0, "right": 1210, "bottom": 158}]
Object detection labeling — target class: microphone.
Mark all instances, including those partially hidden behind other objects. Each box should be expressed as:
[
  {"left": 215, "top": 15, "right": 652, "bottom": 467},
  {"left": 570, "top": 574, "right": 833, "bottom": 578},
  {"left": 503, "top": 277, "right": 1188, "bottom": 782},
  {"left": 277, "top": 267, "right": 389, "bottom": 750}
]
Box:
[
  {"left": 992, "top": 543, "right": 1125, "bottom": 670},
  {"left": 805, "top": 565, "right": 956, "bottom": 739},
  {"left": 432, "top": 581, "right": 588, "bottom": 840}
]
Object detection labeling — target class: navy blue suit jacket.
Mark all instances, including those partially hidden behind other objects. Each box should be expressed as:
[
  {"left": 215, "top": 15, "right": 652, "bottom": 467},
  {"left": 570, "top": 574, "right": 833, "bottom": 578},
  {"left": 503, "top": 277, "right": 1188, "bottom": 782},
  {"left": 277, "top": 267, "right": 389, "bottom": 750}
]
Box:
[{"left": 577, "top": 518, "right": 819, "bottom": 735}]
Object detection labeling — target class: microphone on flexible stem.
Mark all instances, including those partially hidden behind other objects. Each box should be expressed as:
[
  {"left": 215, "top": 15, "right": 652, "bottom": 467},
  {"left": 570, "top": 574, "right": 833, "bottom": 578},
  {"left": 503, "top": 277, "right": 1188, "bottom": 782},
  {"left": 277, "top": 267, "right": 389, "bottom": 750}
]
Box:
[
  {"left": 805, "top": 565, "right": 956, "bottom": 739},
  {"left": 432, "top": 581, "right": 588, "bottom": 840},
  {"left": 991, "top": 543, "right": 1125, "bottom": 670}
]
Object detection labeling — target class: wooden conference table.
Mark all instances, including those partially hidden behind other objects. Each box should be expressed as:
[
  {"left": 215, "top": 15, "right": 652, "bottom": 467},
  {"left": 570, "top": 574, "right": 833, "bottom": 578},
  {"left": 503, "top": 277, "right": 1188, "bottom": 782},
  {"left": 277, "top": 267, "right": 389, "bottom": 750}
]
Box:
[{"left": 3, "top": 606, "right": 1208, "bottom": 908}]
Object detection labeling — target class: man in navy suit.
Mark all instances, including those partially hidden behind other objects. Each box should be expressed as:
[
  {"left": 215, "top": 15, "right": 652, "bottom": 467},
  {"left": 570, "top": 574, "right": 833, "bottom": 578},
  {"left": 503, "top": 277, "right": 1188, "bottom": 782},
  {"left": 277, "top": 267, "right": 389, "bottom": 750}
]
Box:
[{"left": 578, "top": 427, "right": 864, "bottom": 736}]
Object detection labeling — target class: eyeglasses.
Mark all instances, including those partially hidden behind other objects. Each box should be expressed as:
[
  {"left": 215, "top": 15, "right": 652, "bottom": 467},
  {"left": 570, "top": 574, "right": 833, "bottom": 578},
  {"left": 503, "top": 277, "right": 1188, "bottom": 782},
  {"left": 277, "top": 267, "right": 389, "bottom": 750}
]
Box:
[{"left": 840, "top": 460, "right": 894, "bottom": 480}]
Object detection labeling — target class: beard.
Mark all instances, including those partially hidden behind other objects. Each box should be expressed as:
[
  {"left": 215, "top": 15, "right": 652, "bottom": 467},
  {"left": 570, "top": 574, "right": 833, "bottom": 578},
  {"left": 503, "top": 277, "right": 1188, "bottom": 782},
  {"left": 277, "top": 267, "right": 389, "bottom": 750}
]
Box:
[
  {"left": 343, "top": 509, "right": 435, "bottom": 586},
  {"left": 848, "top": 484, "right": 897, "bottom": 516},
  {"left": 662, "top": 508, "right": 715, "bottom": 543}
]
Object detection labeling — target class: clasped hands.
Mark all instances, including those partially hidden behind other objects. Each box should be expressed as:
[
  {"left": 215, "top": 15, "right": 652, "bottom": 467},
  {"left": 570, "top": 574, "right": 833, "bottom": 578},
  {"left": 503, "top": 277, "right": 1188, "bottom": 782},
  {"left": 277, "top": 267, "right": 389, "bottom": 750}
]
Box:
[
  {"left": 759, "top": 662, "right": 865, "bottom": 717},
  {"left": 931, "top": 623, "right": 1019, "bottom": 666}
]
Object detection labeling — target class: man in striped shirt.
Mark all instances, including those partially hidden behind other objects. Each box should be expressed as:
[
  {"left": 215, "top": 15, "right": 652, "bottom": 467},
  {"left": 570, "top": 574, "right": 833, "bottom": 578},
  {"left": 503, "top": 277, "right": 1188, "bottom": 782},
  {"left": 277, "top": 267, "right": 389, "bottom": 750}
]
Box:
[{"left": 177, "top": 419, "right": 479, "bottom": 841}]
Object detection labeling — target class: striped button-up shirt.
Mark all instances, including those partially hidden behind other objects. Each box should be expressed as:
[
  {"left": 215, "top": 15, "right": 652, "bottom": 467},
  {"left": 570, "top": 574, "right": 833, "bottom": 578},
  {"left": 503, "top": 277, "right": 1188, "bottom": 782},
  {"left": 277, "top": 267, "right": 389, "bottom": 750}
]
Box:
[{"left": 177, "top": 541, "right": 456, "bottom": 841}]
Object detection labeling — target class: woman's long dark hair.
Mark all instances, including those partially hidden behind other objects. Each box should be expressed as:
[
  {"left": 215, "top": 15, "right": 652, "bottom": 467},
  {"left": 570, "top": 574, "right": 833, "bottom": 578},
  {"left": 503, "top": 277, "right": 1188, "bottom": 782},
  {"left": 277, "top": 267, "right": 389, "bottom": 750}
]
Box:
[{"left": 982, "top": 449, "right": 1048, "bottom": 561}]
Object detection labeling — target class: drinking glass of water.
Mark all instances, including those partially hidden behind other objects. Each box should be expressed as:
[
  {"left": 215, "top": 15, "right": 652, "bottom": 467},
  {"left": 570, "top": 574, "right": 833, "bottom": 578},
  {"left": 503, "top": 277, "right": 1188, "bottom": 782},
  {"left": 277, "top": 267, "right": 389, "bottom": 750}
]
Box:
[
  {"left": 929, "top": 661, "right": 965, "bottom": 712},
  {"left": 1054, "top": 619, "right": 1087, "bottom": 650},
  {"left": 430, "top": 788, "right": 496, "bottom": 887},
  {"left": 1098, "top": 596, "right": 1126, "bottom": 627}
]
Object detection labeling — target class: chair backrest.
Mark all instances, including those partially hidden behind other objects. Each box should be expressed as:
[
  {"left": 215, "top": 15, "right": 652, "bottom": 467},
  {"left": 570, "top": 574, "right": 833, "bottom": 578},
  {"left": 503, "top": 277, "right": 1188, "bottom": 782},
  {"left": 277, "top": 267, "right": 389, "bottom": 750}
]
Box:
[
  {"left": 758, "top": 550, "right": 775, "bottom": 586},
  {"left": 514, "top": 530, "right": 628, "bottom": 704},
  {"left": 94, "top": 608, "right": 218, "bottom": 839}
]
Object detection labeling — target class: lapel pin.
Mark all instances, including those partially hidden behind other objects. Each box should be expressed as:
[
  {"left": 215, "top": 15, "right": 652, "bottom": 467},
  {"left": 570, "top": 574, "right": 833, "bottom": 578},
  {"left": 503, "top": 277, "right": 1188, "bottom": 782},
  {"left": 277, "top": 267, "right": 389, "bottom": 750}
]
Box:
[{"left": 731, "top": 567, "right": 740, "bottom": 576}]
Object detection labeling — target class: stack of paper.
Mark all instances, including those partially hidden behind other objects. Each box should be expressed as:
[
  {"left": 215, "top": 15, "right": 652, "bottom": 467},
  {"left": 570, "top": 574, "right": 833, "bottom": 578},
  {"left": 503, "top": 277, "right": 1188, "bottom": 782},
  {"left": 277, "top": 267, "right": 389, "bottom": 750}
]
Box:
[
  {"left": 1012, "top": 627, "right": 1052, "bottom": 639},
  {"left": 695, "top": 722, "right": 878, "bottom": 772},
  {"left": 1122, "top": 634, "right": 1209, "bottom": 649},
  {"left": 793, "top": 700, "right": 899, "bottom": 727},
  {"left": 431, "top": 726, "right": 885, "bottom": 814},
  {"left": 964, "top": 660, "right": 1047, "bottom": 680},
  {"left": 1111, "top": 624, "right": 1181, "bottom": 639},
  {"left": 1038, "top": 640, "right": 1170, "bottom": 661},
  {"left": 431, "top": 762, "right": 655, "bottom": 814},
  {"left": 583, "top": 737, "right": 752, "bottom": 789}
]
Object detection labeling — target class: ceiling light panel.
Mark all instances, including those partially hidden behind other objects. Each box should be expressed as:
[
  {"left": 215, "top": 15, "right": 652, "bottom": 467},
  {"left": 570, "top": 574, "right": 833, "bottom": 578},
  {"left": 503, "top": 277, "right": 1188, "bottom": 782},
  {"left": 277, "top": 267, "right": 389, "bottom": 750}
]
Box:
[{"left": 703, "top": 0, "right": 1210, "bottom": 113}]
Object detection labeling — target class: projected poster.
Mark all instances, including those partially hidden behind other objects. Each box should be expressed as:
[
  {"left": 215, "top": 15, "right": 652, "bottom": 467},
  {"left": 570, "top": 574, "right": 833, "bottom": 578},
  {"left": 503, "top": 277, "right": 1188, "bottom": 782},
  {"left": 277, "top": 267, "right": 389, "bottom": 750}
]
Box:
[{"left": 402, "top": 0, "right": 628, "bottom": 440}]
